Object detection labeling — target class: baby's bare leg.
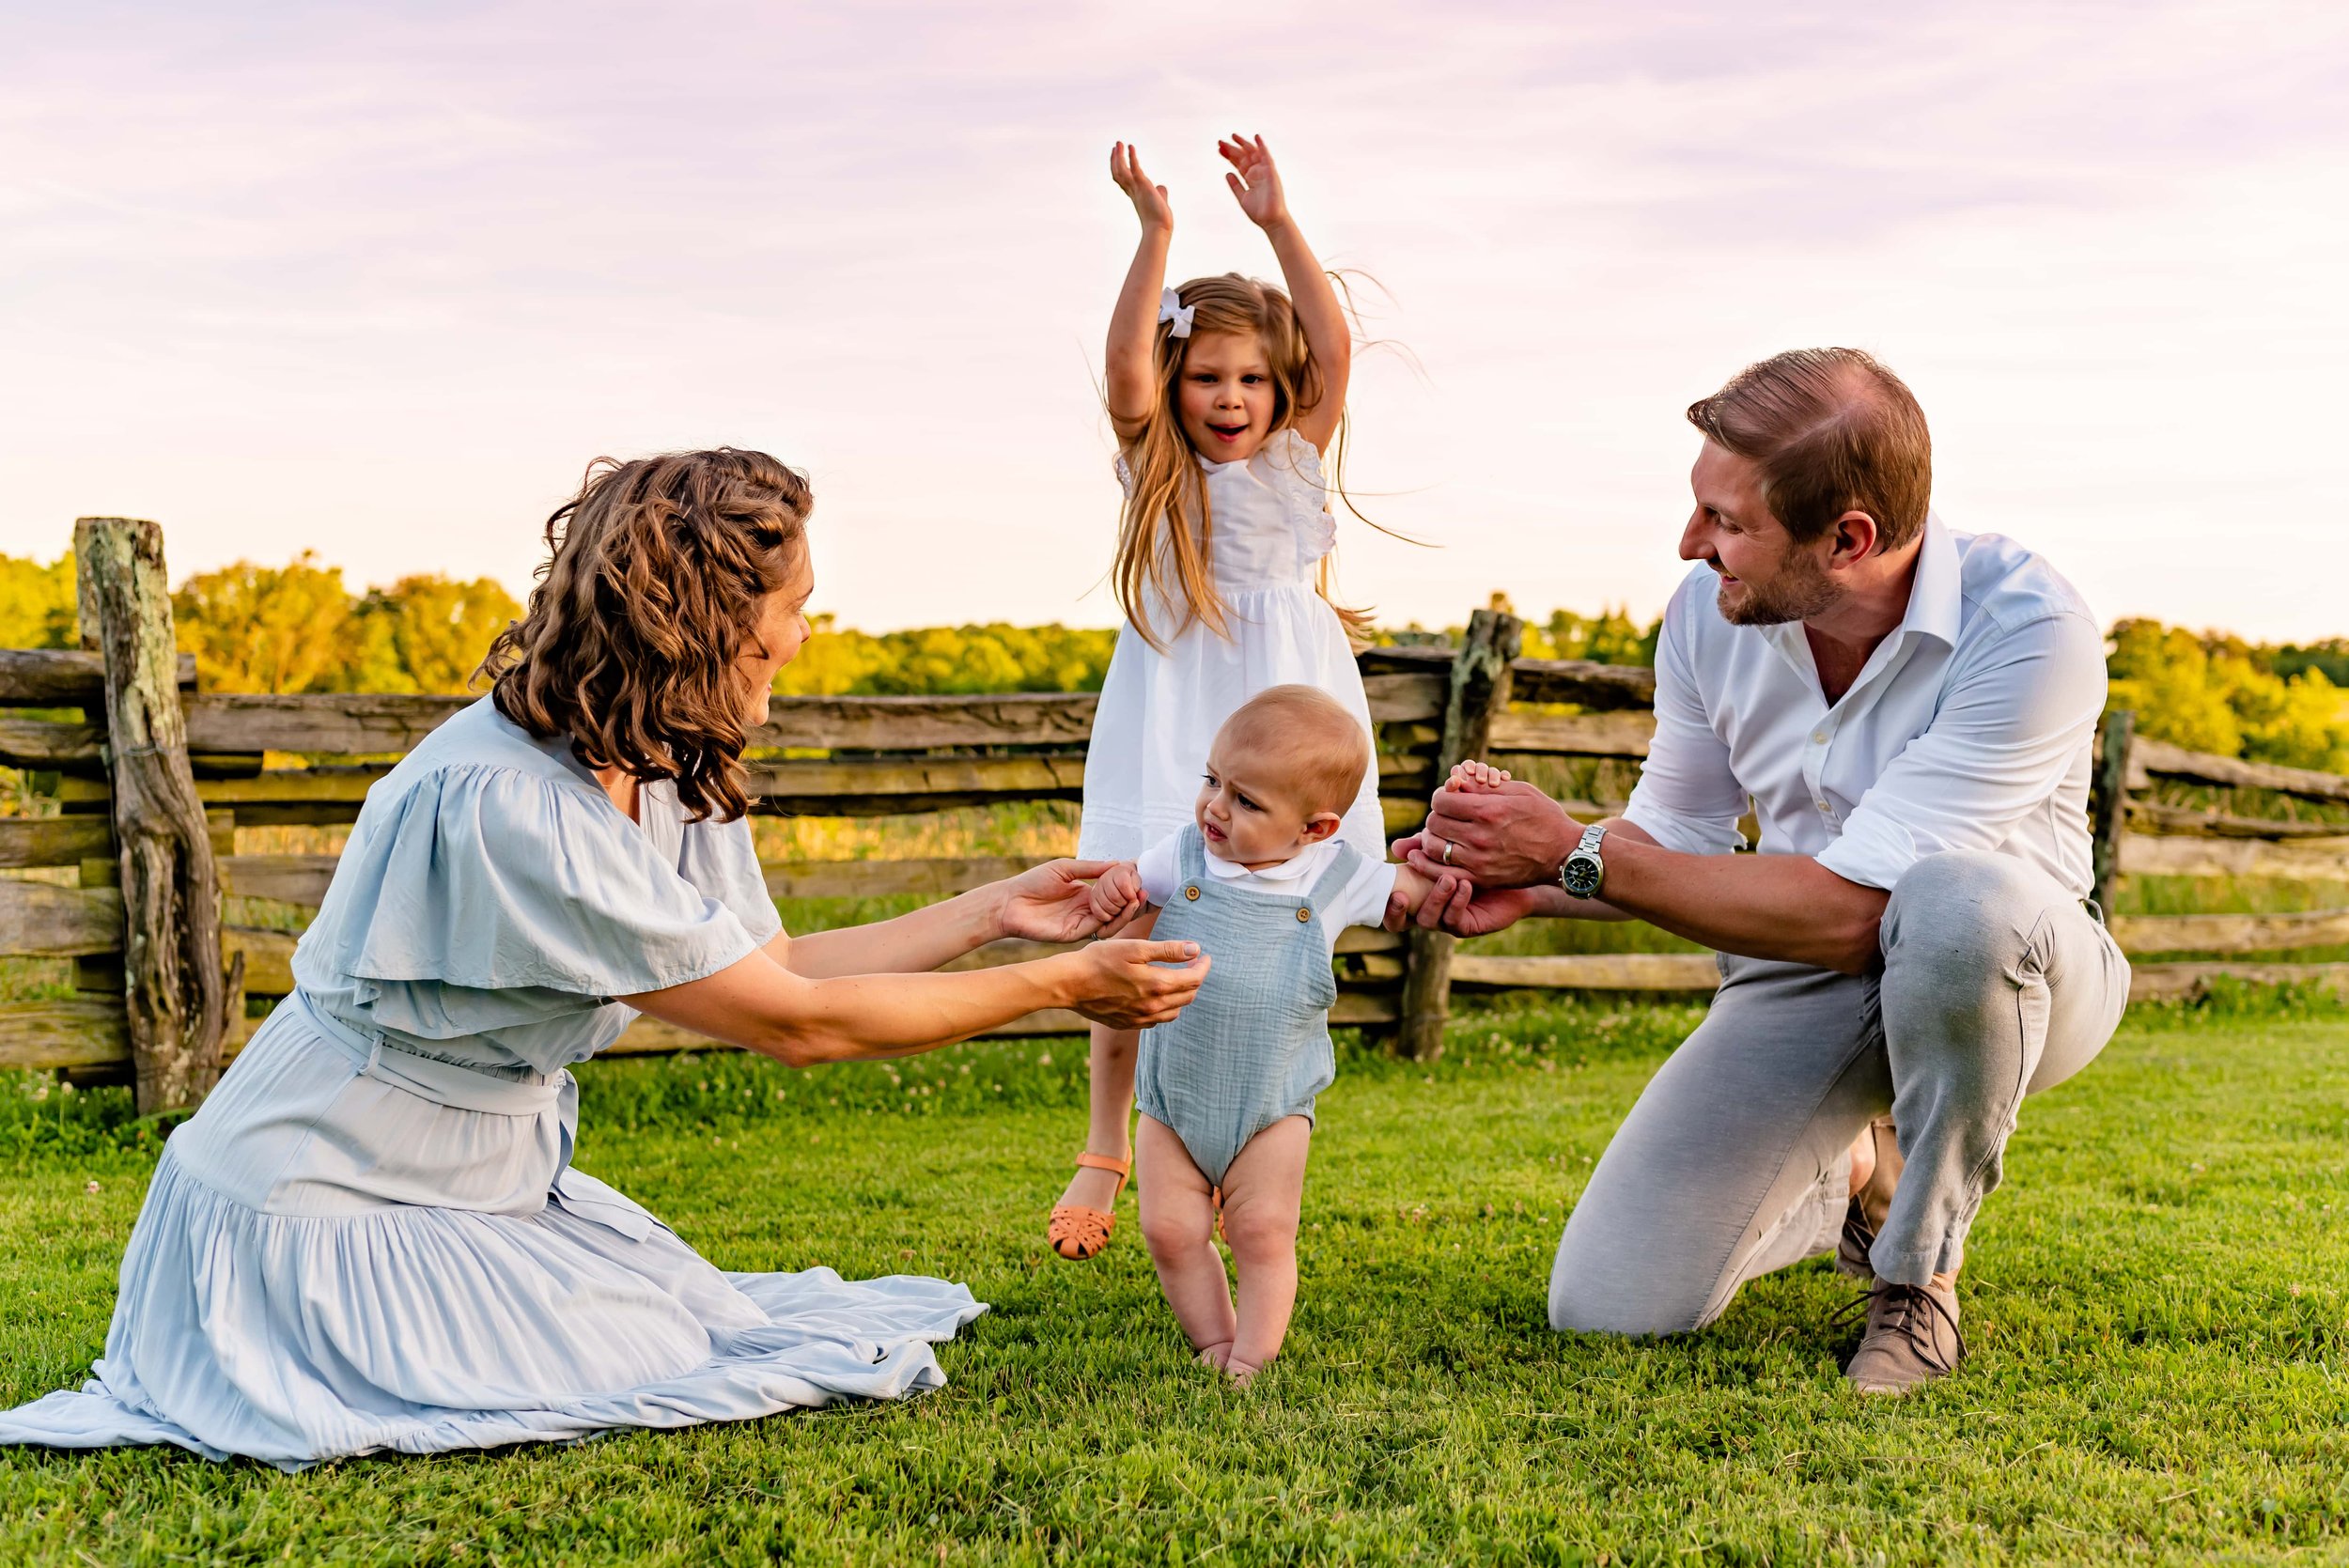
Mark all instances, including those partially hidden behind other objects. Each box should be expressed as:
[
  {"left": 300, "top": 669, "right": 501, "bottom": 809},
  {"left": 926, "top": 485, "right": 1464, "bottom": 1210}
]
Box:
[
  {"left": 1218, "top": 1115, "right": 1313, "bottom": 1383},
  {"left": 1135, "top": 1114, "right": 1237, "bottom": 1365}
]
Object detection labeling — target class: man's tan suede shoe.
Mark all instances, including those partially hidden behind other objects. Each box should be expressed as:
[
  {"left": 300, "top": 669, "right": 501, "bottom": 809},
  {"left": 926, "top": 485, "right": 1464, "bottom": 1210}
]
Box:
[
  {"left": 1834, "top": 1196, "right": 1877, "bottom": 1279},
  {"left": 1836, "top": 1114, "right": 1903, "bottom": 1279},
  {"left": 1842, "top": 1278, "right": 1965, "bottom": 1395}
]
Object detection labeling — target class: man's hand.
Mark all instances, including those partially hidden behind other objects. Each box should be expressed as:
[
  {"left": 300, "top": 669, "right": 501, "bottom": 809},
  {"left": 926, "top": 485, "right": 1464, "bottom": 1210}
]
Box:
[
  {"left": 1383, "top": 872, "right": 1549, "bottom": 938},
  {"left": 1398, "top": 778, "right": 1584, "bottom": 890}
]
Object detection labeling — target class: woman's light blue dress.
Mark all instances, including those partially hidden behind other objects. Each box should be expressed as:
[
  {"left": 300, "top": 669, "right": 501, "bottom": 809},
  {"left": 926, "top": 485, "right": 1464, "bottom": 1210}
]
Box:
[{"left": 0, "top": 698, "right": 985, "bottom": 1470}]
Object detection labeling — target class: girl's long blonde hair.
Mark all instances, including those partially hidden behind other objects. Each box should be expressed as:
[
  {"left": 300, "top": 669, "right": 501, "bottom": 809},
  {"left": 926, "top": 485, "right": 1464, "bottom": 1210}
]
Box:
[{"left": 1114, "top": 272, "right": 1372, "bottom": 653}]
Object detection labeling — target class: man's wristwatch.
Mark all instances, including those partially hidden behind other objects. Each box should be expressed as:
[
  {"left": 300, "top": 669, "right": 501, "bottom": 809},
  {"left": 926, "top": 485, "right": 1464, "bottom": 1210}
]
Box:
[{"left": 1558, "top": 824, "right": 1608, "bottom": 900}]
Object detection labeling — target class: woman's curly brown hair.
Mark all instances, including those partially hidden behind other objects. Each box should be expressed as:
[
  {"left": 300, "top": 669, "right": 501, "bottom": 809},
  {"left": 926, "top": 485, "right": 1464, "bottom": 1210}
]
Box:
[{"left": 475, "top": 448, "right": 811, "bottom": 823}]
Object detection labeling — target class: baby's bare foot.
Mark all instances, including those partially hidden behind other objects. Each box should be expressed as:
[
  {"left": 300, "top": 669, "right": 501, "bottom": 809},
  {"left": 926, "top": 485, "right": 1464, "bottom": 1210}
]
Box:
[
  {"left": 1195, "top": 1342, "right": 1235, "bottom": 1372},
  {"left": 1223, "top": 1355, "right": 1270, "bottom": 1387}
]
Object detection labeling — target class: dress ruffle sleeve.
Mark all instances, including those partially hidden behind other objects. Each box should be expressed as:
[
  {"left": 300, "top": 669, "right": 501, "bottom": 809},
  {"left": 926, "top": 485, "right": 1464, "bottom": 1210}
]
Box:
[
  {"left": 678, "top": 814, "right": 784, "bottom": 948},
  {"left": 1268, "top": 429, "right": 1337, "bottom": 567},
  {"left": 314, "top": 765, "right": 768, "bottom": 1004}
]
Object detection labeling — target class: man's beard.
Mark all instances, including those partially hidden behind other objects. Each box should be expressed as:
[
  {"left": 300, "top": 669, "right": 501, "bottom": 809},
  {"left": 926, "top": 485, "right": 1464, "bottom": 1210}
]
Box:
[{"left": 1717, "top": 546, "right": 1841, "bottom": 627}]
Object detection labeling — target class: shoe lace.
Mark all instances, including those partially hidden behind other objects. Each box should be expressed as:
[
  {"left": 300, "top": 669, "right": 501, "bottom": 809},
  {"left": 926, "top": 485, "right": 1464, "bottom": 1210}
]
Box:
[
  {"left": 1839, "top": 1199, "right": 1877, "bottom": 1262},
  {"left": 1832, "top": 1281, "right": 1966, "bottom": 1374}
]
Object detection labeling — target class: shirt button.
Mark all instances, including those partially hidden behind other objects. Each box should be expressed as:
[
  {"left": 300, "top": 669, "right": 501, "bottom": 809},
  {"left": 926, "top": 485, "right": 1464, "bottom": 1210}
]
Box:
[
  {"left": 1184, "top": 885, "right": 1201, "bottom": 901},
  {"left": 1296, "top": 907, "right": 1313, "bottom": 923},
  {"left": 1812, "top": 731, "right": 1828, "bottom": 744}
]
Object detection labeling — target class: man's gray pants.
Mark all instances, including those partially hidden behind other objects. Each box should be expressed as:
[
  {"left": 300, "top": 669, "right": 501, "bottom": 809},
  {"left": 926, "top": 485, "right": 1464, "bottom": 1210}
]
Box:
[{"left": 1549, "top": 849, "right": 2131, "bottom": 1334}]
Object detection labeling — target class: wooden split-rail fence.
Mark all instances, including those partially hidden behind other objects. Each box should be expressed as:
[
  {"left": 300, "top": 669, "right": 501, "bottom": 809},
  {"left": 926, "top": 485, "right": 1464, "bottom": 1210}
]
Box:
[{"left": 6, "top": 520, "right": 2349, "bottom": 1113}]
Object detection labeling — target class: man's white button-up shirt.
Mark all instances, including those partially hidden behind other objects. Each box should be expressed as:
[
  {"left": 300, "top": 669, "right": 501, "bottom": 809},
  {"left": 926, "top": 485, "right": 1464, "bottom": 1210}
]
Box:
[{"left": 1621, "top": 516, "right": 2105, "bottom": 898}]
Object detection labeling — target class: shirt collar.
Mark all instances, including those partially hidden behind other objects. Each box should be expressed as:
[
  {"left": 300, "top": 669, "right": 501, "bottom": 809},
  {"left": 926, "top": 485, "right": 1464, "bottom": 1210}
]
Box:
[
  {"left": 1756, "top": 508, "right": 1959, "bottom": 665},
  {"left": 1203, "top": 836, "right": 1335, "bottom": 885},
  {"left": 1904, "top": 511, "right": 1962, "bottom": 650}
]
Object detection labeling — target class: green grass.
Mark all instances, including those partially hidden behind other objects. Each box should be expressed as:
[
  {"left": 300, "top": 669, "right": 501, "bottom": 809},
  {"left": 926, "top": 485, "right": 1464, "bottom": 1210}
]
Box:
[{"left": 5, "top": 996, "right": 2349, "bottom": 1565}]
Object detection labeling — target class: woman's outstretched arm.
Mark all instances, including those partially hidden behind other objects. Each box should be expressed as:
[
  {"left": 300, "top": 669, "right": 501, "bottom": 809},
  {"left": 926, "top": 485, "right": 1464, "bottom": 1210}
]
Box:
[
  {"left": 768, "top": 860, "right": 1140, "bottom": 979},
  {"left": 1106, "top": 140, "right": 1174, "bottom": 441},
  {"left": 627, "top": 935, "right": 1208, "bottom": 1069},
  {"left": 1222, "top": 132, "right": 1349, "bottom": 452}
]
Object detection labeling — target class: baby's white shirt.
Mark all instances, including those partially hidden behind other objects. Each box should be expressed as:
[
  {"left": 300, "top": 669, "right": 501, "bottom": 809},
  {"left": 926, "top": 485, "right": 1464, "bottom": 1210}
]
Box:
[{"left": 1136, "top": 831, "right": 1398, "bottom": 957}]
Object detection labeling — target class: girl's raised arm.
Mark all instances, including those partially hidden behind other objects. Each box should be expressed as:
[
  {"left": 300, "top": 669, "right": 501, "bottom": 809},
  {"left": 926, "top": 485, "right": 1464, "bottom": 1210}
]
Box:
[
  {"left": 1106, "top": 141, "right": 1174, "bottom": 441},
  {"left": 1221, "top": 133, "right": 1349, "bottom": 453}
]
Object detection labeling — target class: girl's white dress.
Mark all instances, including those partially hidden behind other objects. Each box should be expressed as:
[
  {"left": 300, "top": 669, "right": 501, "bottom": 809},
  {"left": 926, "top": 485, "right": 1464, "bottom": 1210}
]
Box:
[
  {"left": 1078, "top": 427, "right": 1384, "bottom": 862},
  {"left": 0, "top": 698, "right": 984, "bottom": 1471}
]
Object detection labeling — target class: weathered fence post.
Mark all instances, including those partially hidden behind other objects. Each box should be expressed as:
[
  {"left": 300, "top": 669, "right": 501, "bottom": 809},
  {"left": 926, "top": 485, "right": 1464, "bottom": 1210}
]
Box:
[
  {"left": 2091, "top": 709, "right": 2136, "bottom": 913},
  {"left": 73, "top": 518, "right": 226, "bottom": 1114},
  {"left": 1396, "top": 606, "right": 1523, "bottom": 1060}
]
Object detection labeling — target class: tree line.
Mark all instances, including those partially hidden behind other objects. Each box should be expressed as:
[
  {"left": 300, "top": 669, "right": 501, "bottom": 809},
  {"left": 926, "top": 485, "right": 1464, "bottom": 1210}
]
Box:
[{"left": 3, "top": 551, "right": 2343, "bottom": 771}]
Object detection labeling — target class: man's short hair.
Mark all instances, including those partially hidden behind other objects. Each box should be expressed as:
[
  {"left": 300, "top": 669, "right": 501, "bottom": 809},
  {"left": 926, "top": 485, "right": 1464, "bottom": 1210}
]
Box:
[{"left": 1686, "top": 348, "right": 1932, "bottom": 552}]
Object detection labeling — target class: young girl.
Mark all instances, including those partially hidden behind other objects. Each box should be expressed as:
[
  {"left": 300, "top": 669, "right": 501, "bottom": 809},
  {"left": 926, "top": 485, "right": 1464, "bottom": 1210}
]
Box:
[
  {"left": 1086, "top": 688, "right": 1439, "bottom": 1379},
  {"left": 1048, "top": 134, "right": 1389, "bottom": 1262}
]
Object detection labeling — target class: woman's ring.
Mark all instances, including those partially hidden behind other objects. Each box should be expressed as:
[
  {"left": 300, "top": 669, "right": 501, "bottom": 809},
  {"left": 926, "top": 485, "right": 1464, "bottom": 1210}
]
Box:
[{"left": 1440, "top": 836, "right": 1457, "bottom": 865}]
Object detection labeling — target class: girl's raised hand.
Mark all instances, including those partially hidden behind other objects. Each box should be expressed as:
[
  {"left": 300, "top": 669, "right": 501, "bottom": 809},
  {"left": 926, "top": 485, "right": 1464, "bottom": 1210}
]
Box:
[
  {"left": 1110, "top": 141, "right": 1173, "bottom": 233},
  {"left": 1218, "top": 132, "right": 1287, "bottom": 230}
]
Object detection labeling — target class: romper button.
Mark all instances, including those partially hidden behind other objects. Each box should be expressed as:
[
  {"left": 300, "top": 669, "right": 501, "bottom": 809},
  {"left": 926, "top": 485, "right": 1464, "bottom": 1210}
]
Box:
[
  {"left": 1184, "top": 885, "right": 1201, "bottom": 901},
  {"left": 1297, "top": 907, "right": 1312, "bottom": 922}
]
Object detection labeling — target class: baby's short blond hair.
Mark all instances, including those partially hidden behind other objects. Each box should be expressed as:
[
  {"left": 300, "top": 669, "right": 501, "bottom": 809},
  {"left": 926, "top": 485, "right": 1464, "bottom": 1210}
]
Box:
[{"left": 1216, "top": 685, "right": 1372, "bottom": 818}]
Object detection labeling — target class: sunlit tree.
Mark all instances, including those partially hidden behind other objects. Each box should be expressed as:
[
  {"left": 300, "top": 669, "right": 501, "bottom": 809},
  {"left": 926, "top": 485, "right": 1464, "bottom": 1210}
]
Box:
[
  {"left": 172, "top": 554, "right": 353, "bottom": 694},
  {"left": 346, "top": 575, "right": 521, "bottom": 693},
  {"left": 0, "top": 551, "right": 77, "bottom": 650}
]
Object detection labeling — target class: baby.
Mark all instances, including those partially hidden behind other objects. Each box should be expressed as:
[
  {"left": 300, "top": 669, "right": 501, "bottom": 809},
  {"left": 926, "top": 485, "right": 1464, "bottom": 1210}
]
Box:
[{"left": 1088, "top": 685, "right": 1438, "bottom": 1380}]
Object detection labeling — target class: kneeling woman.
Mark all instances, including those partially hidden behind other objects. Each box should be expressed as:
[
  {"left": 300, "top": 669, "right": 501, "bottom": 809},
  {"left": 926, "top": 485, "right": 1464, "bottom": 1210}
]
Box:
[{"left": 0, "top": 449, "right": 1204, "bottom": 1468}]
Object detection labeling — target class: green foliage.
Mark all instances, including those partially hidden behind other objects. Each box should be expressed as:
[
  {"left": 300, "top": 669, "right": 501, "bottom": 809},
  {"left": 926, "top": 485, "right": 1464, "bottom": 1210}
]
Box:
[
  {"left": 1523, "top": 604, "right": 1661, "bottom": 666},
  {"left": 170, "top": 553, "right": 356, "bottom": 694},
  {"left": 163, "top": 557, "right": 518, "bottom": 696},
  {"left": 1375, "top": 600, "right": 1663, "bottom": 668},
  {"left": 0, "top": 552, "right": 77, "bottom": 650},
  {"left": 0, "top": 1073, "right": 170, "bottom": 1171},
  {"left": 2271, "top": 639, "right": 2349, "bottom": 686},
  {"left": 2107, "top": 619, "right": 2349, "bottom": 771},
  {"left": 344, "top": 575, "right": 522, "bottom": 694},
  {"left": 776, "top": 615, "right": 1119, "bottom": 696}
]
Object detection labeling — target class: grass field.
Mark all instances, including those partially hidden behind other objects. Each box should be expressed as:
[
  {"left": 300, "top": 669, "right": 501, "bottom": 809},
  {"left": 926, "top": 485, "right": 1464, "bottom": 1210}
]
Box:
[{"left": 4, "top": 991, "right": 2347, "bottom": 1566}]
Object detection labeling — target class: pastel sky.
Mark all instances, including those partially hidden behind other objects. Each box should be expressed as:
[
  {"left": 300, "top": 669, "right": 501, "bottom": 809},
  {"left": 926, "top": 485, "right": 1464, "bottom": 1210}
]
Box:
[{"left": 3, "top": 2, "right": 2343, "bottom": 639}]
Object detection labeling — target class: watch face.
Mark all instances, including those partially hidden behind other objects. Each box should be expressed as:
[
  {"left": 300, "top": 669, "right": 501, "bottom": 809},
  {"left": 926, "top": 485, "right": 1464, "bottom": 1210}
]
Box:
[{"left": 1563, "top": 853, "right": 1604, "bottom": 898}]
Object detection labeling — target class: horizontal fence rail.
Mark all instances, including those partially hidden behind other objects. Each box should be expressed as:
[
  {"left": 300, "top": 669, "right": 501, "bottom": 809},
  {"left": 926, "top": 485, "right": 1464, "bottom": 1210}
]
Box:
[{"left": 4, "top": 562, "right": 2346, "bottom": 1096}]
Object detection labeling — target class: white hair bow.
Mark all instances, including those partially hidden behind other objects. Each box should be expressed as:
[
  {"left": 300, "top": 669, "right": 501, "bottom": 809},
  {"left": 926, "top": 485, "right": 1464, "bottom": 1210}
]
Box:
[{"left": 1158, "top": 287, "right": 1194, "bottom": 339}]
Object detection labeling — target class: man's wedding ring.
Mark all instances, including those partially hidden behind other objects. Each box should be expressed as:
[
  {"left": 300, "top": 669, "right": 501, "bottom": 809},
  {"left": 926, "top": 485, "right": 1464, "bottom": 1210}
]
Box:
[{"left": 1439, "top": 836, "right": 1457, "bottom": 865}]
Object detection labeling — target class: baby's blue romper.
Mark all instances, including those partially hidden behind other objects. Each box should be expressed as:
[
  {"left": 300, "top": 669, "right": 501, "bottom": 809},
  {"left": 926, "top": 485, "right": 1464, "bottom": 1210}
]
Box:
[{"left": 1133, "top": 825, "right": 1363, "bottom": 1186}]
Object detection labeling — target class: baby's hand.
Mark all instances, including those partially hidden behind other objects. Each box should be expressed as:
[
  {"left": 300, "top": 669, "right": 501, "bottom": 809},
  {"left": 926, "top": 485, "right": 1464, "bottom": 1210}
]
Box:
[
  {"left": 1089, "top": 862, "right": 1146, "bottom": 926},
  {"left": 1447, "top": 758, "right": 1512, "bottom": 792}
]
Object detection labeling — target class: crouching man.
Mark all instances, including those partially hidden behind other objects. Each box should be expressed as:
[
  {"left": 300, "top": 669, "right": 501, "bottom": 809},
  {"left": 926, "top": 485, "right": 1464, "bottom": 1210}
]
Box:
[{"left": 1396, "top": 349, "right": 2129, "bottom": 1393}]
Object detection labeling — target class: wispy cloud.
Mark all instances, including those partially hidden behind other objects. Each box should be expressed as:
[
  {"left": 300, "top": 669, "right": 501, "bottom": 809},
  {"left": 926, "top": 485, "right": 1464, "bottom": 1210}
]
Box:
[{"left": 1, "top": 1, "right": 2343, "bottom": 636}]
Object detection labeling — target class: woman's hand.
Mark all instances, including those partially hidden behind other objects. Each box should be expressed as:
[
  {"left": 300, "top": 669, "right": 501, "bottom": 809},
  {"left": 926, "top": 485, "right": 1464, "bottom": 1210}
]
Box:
[
  {"left": 1068, "top": 939, "right": 1210, "bottom": 1030},
  {"left": 995, "top": 859, "right": 1145, "bottom": 944},
  {"left": 1219, "top": 132, "right": 1288, "bottom": 230},
  {"left": 1111, "top": 140, "right": 1173, "bottom": 234}
]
